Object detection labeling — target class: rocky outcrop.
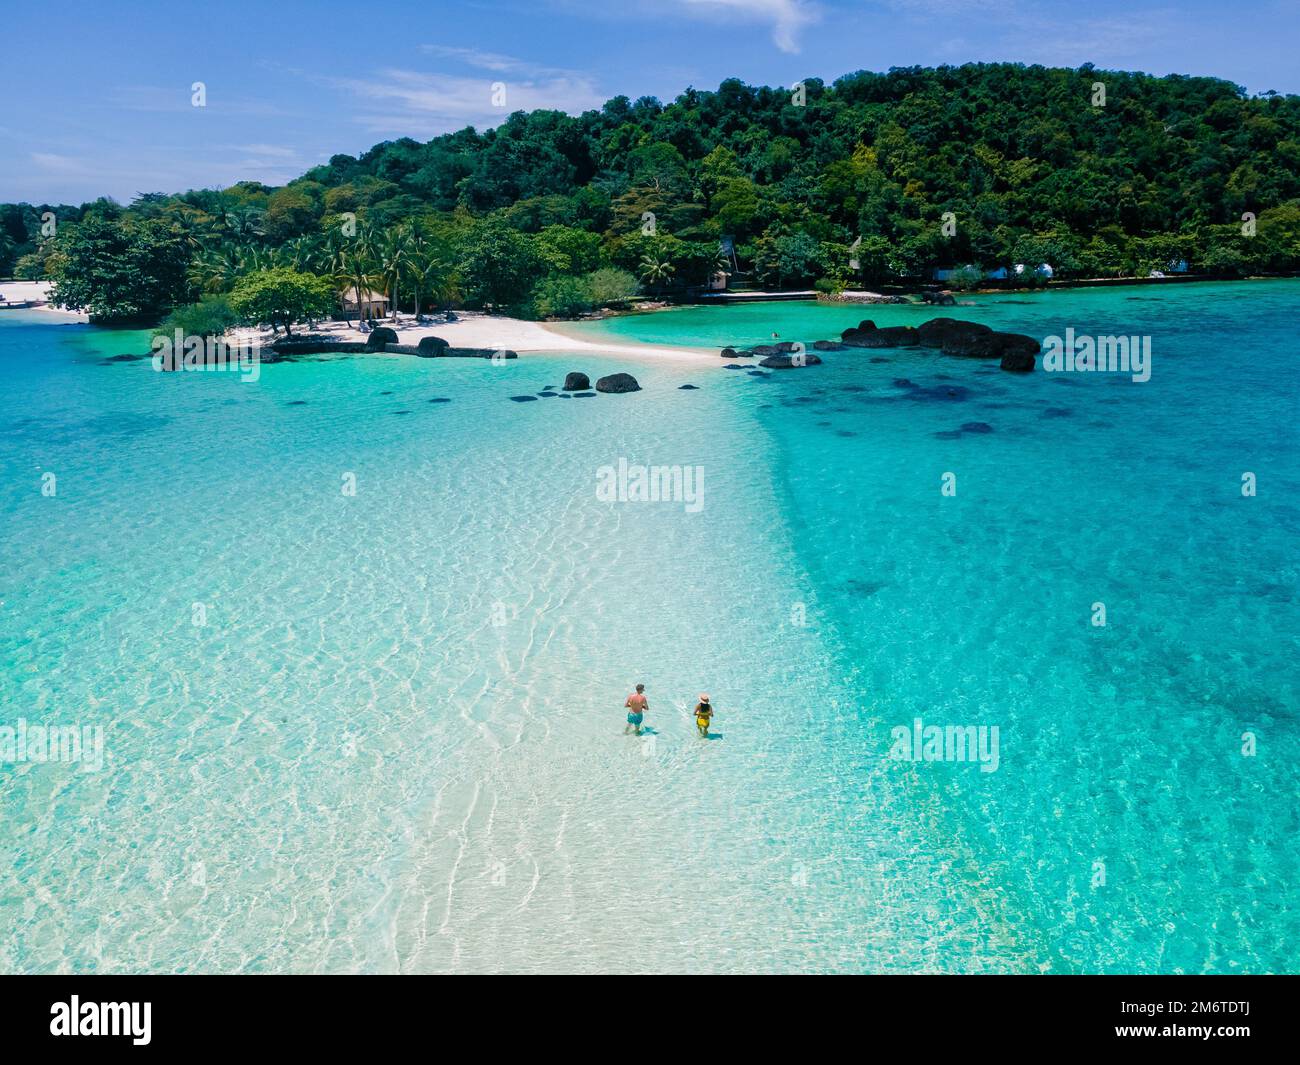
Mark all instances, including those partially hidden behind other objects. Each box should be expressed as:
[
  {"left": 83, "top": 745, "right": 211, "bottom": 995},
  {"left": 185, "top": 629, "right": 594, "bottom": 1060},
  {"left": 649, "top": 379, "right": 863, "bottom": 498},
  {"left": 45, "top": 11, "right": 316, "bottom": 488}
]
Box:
[
  {"left": 563, "top": 371, "right": 590, "bottom": 391},
  {"left": 595, "top": 372, "right": 641, "bottom": 393},
  {"left": 759, "top": 352, "right": 823, "bottom": 369},
  {"left": 915, "top": 317, "right": 991, "bottom": 347},
  {"left": 941, "top": 331, "right": 1039, "bottom": 359},
  {"left": 842, "top": 325, "right": 920, "bottom": 347},
  {"left": 365, "top": 326, "right": 399, "bottom": 351},
  {"left": 720, "top": 346, "right": 737, "bottom": 359},
  {"left": 1000, "top": 350, "right": 1036, "bottom": 373},
  {"left": 417, "top": 335, "right": 450, "bottom": 357}
]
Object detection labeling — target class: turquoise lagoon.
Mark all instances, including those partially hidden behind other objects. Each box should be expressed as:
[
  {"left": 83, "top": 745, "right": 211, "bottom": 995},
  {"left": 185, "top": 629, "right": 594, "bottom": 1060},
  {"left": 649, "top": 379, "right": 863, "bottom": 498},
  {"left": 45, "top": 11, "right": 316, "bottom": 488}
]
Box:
[{"left": 0, "top": 280, "right": 1296, "bottom": 973}]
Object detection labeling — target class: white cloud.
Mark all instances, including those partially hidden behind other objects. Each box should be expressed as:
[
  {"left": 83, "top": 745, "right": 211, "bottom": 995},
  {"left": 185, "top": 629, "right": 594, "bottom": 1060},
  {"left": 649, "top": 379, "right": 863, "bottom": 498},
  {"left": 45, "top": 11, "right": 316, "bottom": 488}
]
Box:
[
  {"left": 331, "top": 68, "right": 607, "bottom": 136},
  {"left": 679, "top": 0, "right": 820, "bottom": 54}
]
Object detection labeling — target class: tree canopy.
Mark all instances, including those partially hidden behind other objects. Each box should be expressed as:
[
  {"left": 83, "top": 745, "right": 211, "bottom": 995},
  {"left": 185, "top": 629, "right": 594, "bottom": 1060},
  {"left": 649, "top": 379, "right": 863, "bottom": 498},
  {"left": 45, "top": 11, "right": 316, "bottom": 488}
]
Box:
[{"left": 11, "top": 63, "right": 1300, "bottom": 327}]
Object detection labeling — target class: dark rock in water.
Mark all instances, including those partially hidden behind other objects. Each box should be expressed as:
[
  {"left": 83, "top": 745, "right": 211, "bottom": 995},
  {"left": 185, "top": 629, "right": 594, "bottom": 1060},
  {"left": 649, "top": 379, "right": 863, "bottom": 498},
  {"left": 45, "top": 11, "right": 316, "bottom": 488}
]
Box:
[
  {"left": 509, "top": 395, "right": 539, "bottom": 402},
  {"left": 751, "top": 344, "right": 780, "bottom": 357},
  {"left": 416, "top": 335, "right": 450, "bottom": 357},
  {"left": 900, "top": 383, "right": 972, "bottom": 402},
  {"left": 537, "top": 391, "right": 559, "bottom": 397},
  {"left": 427, "top": 397, "right": 451, "bottom": 403},
  {"left": 106, "top": 352, "right": 148, "bottom": 362},
  {"left": 562, "top": 371, "right": 590, "bottom": 391},
  {"left": 747, "top": 370, "right": 769, "bottom": 377},
  {"left": 679, "top": 384, "right": 699, "bottom": 390},
  {"left": 960, "top": 422, "right": 995, "bottom": 434},
  {"left": 724, "top": 363, "right": 747, "bottom": 369},
  {"left": 392, "top": 409, "right": 412, "bottom": 415},
  {"left": 921, "top": 291, "right": 958, "bottom": 306},
  {"left": 835, "top": 430, "right": 858, "bottom": 438},
  {"left": 1000, "top": 350, "right": 1036, "bottom": 373},
  {"left": 843, "top": 325, "right": 919, "bottom": 348},
  {"left": 573, "top": 391, "right": 596, "bottom": 397},
  {"left": 933, "top": 430, "right": 964, "bottom": 439},
  {"left": 916, "top": 317, "right": 992, "bottom": 348},
  {"left": 731, "top": 349, "right": 755, "bottom": 358},
  {"left": 760, "top": 351, "right": 823, "bottom": 368},
  {"left": 380, "top": 391, "right": 394, "bottom": 395},
  {"left": 267, "top": 340, "right": 367, "bottom": 356},
  {"left": 557, "top": 393, "right": 573, "bottom": 399},
  {"left": 596, "top": 372, "right": 641, "bottom": 393},
  {"left": 869, "top": 356, "right": 890, "bottom": 363},
  {"left": 720, "top": 346, "right": 737, "bottom": 358},
  {"left": 1041, "top": 406, "right": 1071, "bottom": 418},
  {"left": 812, "top": 340, "right": 846, "bottom": 351},
  {"left": 857, "top": 319, "right": 877, "bottom": 331},
  {"left": 941, "top": 329, "right": 1039, "bottom": 359},
  {"left": 287, "top": 400, "right": 308, "bottom": 406},
  {"left": 365, "top": 326, "right": 399, "bottom": 351},
  {"left": 892, "top": 378, "right": 918, "bottom": 389}
]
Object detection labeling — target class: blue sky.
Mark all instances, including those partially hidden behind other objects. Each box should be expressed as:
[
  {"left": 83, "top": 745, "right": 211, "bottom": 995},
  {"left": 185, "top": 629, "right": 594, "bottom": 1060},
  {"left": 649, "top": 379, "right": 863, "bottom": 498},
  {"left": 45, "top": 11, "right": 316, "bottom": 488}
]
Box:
[{"left": 2, "top": 0, "right": 1297, "bottom": 204}]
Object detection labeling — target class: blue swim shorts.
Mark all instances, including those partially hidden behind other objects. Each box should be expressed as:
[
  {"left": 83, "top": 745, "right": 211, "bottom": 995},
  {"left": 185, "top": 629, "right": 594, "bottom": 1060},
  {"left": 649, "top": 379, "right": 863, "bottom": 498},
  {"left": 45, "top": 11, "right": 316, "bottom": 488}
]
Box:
[{"left": 627, "top": 712, "right": 644, "bottom": 725}]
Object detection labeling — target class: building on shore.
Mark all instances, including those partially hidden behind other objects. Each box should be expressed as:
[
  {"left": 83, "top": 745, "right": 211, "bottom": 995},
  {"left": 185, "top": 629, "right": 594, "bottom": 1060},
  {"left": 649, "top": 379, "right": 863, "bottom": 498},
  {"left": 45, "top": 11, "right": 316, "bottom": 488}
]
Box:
[{"left": 339, "top": 287, "right": 390, "bottom": 319}]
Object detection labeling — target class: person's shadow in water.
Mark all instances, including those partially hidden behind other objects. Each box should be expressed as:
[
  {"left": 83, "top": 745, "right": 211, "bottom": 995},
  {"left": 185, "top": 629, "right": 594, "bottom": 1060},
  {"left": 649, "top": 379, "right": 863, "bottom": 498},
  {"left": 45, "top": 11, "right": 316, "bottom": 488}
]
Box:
[{"left": 698, "top": 731, "right": 723, "bottom": 740}]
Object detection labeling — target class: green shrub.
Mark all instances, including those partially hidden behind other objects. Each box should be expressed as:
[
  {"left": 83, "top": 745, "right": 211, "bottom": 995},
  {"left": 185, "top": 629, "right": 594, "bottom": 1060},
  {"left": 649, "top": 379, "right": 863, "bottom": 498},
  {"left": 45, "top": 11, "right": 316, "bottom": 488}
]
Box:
[
  {"left": 14, "top": 252, "right": 46, "bottom": 280},
  {"left": 151, "top": 295, "right": 240, "bottom": 342},
  {"left": 530, "top": 275, "right": 594, "bottom": 318},
  {"left": 584, "top": 267, "right": 639, "bottom": 308}
]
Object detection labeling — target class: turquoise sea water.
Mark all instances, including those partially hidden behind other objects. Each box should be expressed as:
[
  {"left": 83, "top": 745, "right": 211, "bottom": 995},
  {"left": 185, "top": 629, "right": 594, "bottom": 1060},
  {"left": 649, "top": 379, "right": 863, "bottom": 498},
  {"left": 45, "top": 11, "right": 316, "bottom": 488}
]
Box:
[{"left": 1, "top": 281, "right": 1297, "bottom": 973}]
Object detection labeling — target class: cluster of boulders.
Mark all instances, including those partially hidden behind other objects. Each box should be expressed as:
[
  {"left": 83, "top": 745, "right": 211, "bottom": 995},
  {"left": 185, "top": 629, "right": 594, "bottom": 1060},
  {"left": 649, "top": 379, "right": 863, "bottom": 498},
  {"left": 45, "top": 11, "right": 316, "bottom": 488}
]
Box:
[
  {"left": 724, "top": 317, "right": 1038, "bottom": 372},
  {"left": 718, "top": 341, "right": 823, "bottom": 369},
  {"left": 266, "top": 331, "right": 518, "bottom": 360},
  {"left": 562, "top": 370, "right": 641, "bottom": 393}
]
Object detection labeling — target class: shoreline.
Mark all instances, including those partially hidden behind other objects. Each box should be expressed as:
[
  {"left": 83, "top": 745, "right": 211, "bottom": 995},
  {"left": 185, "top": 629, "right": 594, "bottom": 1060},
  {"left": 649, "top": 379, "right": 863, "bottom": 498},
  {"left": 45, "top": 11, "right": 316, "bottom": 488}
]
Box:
[
  {"left": 0, "top": 281, "right": 88, "bottom": 321},
  {"left": 227, "top": 312, "right": 717, "bottom": 364}
]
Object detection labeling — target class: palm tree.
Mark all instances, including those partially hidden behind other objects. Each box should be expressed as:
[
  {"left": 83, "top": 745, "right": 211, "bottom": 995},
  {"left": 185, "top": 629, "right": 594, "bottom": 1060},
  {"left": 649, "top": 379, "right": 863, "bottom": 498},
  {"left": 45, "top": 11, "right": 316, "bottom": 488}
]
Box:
[
  {"left": 277, "top": 235, "right": 324, "bottom": 273},
  {"left": 190, "top": 244, "right": 244, "bottom": 294},
  {"left": 405, "top": 245, "right": 450, "bottom": 319},
  {"left": 341, "top": 224, "right": 380, "bottom": 324},
  {"left": 638, "top": 252, "right": 675, "bottom": 298},
  {"left": 375, "top": 226, "right": 412, "bottom": 321}
]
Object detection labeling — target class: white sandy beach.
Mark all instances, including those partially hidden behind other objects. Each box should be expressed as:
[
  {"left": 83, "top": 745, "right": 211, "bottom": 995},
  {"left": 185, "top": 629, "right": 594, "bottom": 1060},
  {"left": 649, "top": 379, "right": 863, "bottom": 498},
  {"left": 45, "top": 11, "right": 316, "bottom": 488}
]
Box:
[
  {"left": 236, "top": 312, "right": 714, "bottom": 364},
  {"left": 8, "top": 279, "right": 712, "bottom": 362},
  {"left": 0, "top": 280, "right": 88, "bottom": 321}
]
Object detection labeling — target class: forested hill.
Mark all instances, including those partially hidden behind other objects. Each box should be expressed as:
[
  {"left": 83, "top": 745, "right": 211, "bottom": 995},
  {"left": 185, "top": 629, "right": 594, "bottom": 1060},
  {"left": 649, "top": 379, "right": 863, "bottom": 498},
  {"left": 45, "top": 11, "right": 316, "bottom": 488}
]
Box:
[{"left": 7, "top": 63, "right": 1300, "bottom": 323}]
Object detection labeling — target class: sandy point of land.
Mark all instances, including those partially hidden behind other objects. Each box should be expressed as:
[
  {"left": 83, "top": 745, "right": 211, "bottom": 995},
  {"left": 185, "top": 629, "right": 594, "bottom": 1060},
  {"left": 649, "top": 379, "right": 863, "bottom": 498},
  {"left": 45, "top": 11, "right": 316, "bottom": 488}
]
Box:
[
  {"left": 0, "top": 280, "right": 88, "bottom": 321},
  {"left": 8, "top": 280, "right": 711, "bottom": 364},
  {"left": 234, "top": 312, "right": 712, "bottom": 364}
]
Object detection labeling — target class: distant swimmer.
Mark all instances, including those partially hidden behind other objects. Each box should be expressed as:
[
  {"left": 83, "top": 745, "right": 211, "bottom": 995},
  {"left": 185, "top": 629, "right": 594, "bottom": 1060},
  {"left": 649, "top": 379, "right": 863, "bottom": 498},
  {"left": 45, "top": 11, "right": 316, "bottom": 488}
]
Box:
[
  {"left": 625, "top": 683, "right": 648, "bottom": 735},
  {"left": 694, "top": 694, "right": 713, "bottom": 737}
]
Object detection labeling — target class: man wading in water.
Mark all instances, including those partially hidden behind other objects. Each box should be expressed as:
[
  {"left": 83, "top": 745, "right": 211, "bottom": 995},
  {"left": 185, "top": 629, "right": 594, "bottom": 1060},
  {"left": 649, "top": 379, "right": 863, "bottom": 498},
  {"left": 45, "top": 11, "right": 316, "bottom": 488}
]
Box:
[{"left": 624, "top": 684, "right": 648, "bottom": 735}]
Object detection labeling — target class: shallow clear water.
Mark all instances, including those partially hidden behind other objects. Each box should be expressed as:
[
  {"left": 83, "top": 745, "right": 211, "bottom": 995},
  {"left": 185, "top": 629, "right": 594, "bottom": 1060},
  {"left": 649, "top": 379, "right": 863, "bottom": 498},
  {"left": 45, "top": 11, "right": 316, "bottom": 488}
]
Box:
[{"left": 1, "top": 281, "right": 1296, "bottom": 973}]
